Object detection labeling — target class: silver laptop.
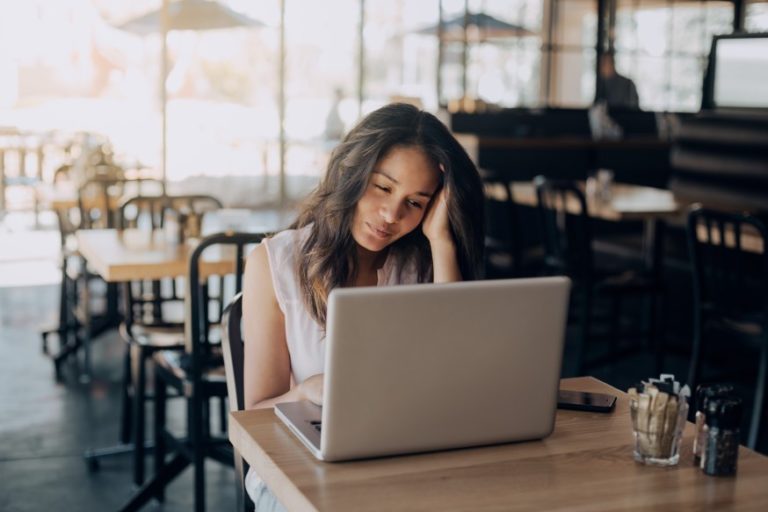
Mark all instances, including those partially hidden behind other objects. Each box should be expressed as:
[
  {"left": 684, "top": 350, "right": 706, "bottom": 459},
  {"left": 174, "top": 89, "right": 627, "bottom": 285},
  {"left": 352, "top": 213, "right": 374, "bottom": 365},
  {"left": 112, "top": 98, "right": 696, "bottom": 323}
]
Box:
[{"left": 275, "top": 276, "right": 571, "bottom": 462}]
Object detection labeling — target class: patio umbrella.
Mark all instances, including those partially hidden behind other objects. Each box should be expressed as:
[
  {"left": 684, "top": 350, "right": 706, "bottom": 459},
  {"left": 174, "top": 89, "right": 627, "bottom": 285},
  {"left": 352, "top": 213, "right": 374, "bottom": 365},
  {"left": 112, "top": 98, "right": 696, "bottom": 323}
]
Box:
[
  {"left": 116, "top": 0, "right": 263, "bottom": 181},
  {"left": 119, "top": 0, "right": 263, "bottom": 34},
  {"left": 415, "top": 12, "right": 533, "bottom": 44},
  {"left": 414, "top": 12, "right": 534, "bottom": 105}
]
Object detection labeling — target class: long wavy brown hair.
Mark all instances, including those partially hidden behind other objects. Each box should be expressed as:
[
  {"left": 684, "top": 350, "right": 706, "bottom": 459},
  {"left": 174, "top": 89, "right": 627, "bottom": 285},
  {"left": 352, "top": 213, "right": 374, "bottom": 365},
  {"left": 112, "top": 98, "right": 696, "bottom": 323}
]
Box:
[{"left": 291, "top": 103, "right": 484, "bottom": 327}]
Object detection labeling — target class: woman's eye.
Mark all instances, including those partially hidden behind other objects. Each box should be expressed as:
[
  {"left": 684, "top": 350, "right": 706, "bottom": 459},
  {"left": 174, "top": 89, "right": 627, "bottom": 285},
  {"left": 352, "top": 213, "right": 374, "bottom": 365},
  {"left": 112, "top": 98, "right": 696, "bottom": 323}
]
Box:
[
  {"left": 407, "top": 200, "right": 423, "bottom": 209},
  {"left": 374, "top": 184, "right": 390, "bottom": 193}
]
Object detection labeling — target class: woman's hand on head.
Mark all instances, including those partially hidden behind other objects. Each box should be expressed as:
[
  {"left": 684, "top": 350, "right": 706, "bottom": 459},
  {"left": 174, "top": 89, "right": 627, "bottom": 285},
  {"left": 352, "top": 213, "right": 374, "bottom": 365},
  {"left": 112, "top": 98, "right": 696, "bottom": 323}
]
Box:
[
  {"left": 421, "top": 186, "right": 452, "bottom": 246},
  {"left": 299, "top": 373, "right": 324, "bottom": 406}
]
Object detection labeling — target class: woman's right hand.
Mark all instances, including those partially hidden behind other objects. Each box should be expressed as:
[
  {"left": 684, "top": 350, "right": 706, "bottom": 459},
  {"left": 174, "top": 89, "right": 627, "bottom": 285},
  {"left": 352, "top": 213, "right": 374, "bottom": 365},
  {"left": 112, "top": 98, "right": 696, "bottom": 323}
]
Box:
[{"left": 299, "top": 374, "right": 324, "bottom": 405}]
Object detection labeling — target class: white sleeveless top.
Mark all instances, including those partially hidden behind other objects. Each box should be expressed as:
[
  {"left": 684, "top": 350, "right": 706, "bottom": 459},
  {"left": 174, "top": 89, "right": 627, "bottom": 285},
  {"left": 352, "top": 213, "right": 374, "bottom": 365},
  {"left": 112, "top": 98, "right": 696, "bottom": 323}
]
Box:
[
  {"left": 263, "top": 225, "right": 420, "bottom": 384},
  {"left": 246, "top": 225, "right": 421, "bottom": 500}
]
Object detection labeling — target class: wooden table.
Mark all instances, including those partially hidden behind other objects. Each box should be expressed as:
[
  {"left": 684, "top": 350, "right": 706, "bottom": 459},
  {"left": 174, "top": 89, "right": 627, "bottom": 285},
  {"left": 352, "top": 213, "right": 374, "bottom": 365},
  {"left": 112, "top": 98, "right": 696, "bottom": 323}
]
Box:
[
  {"left": 76, "top": 229, "right": 241, "bottom": 282},
  {"left": 507, "top": 180, "right": 680, "bottom": 222},
  {"left": 69, "top": 210, "right": 289, "bottom": 383},
  {"left": 229, "top": 376, "right": 768, "bottom": 511},
  {"left": 507, "top": 180, "right": 765, "bottom": 255},
  {"left": 75, "top": 210, "right": 290, "bottom": 283},
  {"left": 506, "top": 180, "right": 681, "bottom": 274}
]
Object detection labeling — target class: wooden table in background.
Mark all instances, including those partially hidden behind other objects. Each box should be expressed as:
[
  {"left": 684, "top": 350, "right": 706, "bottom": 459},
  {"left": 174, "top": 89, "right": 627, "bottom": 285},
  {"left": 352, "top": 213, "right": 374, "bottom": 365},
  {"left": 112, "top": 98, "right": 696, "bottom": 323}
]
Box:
[
  {"left": 229, "top": 376, "right": 768, "bottom": 511},
  {"left": 72, "top": 210, "right": 289, "bottom": 381},
  {"left": 76, "top": 229, "right": 239, "bottom": 282},
  {"left": 508, "top": 180, "right": 681, "bottom": 222},
  {"left": 75, "top": 210, "right": 289, "bottom": 282},
  {"left": 508, "top": 181, "right": 681, "bottom": 273}
]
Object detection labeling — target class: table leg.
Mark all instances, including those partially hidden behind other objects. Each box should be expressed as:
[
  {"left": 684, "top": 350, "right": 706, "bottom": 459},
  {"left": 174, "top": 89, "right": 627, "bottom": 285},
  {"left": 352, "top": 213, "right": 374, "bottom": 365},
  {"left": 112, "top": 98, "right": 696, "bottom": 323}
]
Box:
[
  {"left": 80, "top": 257, "right": 92, "bottom": 384},
  {"left": 643, "top": 218, "right": 667, "bottom": 278}
]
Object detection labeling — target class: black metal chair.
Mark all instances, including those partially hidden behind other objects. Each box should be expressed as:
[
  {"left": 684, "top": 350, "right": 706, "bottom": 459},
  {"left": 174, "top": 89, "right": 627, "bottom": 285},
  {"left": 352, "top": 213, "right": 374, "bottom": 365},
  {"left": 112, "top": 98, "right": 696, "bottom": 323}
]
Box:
[
  {"left": 118, "top": 231, "right": 265, "bottom": 512},
  {"left": 534, "top": 175, "right": 664, "bottom": 374},
  {"left": 43, "top": 174, "right": 164, "bottom": 380},
  {"left": 221, "top": 292, "right": 253, "bottom": 512},
  {"left": 481, "top": 169, "right": 530, "bottom": 278},
  {"left": 85, "top": 194, "right": 224, "bottom": 485},
  {"left": 41, "top": 165, "right": 84, "bottom": 372},
  {"left": 686, "top": 206, "right": 768, "bottom": 450},
  {"left": 72, "top": 176, "right": 165, "bottom": 373},
  {"left": 78, "top": 175, "right": 164, "bottom": 229}
]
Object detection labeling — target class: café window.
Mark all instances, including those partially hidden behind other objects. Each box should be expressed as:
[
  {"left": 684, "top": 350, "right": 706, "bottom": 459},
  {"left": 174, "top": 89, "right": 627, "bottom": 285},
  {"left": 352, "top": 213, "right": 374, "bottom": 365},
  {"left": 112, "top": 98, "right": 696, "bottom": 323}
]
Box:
[
  {"left": 363, "top": 0, "right": 441, "bottom": 112},
  {"left": 745, "top": 0, "right": 768, "bottom": 30},
  {"left": 546, "top": 0, "right": 598, "bottom": 107},
  {"left": 614, "top": 0, "right": 734, "bottom": 112},
  {"left": 437, "top": 0, "right": 544, "bottom": 107}
]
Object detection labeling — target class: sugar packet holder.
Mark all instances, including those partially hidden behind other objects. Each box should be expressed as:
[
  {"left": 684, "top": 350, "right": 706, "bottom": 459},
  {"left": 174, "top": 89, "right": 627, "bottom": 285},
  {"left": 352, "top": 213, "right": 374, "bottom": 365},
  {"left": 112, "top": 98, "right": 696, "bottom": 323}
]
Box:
[{"left": 629, "top": 374, "right": 691, "bottom": 464}]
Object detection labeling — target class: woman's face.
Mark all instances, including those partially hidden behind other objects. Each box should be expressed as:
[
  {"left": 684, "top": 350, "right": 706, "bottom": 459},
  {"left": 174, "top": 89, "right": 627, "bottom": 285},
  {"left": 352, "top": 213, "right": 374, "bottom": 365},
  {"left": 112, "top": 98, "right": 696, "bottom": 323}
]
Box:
[{"left": 351, "top": 145, "right": 441, "bottom": 254}]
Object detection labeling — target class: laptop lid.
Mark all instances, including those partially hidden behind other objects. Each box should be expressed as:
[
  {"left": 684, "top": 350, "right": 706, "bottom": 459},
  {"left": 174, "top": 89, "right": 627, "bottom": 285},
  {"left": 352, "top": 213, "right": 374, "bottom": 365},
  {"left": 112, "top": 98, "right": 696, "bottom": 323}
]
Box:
[{"left": 306, "top": 276, "right": 570, "bottom": 461}]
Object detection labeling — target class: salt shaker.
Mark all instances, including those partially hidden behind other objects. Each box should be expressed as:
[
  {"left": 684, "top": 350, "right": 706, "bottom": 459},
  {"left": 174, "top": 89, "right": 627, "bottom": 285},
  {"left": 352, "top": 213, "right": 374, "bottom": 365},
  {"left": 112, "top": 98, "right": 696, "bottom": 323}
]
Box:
[
  {"left": 693, "top": 384, "right": 734, "bottom": 465},
  {"left": 701, "top": 397, "right": 742, "bottom": 476}
]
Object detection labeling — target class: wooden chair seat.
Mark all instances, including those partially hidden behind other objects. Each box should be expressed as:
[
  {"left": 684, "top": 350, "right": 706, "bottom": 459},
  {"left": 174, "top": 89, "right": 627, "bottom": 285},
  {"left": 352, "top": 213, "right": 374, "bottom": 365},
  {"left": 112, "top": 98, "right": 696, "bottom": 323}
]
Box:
[
  {"left": 153, "top": 348, "right": 227, "bottom": 388},
  {"left": 125, "top": 324, "right": 185, "bottom": 348}
]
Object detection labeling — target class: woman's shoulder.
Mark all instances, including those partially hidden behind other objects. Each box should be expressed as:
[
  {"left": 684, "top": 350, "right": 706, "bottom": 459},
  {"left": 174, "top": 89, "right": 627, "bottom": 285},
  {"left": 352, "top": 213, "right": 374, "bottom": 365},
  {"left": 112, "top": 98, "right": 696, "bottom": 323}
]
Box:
[
  {"left": 265, "top": 225, "right": 309, "bottom": 251},
  {"left": 261, "top": 225, "right": 311, "bottom": 269}
]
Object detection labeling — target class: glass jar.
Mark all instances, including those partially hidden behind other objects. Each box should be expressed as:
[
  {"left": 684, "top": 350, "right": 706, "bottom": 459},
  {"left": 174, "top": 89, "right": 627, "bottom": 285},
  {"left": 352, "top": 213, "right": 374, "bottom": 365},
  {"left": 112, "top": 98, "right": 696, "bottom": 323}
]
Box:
[
  {"left": 693, "top": 384, "right": 735, "bottom": 465},
  {"left": 701, "top": 397, "right": 742, "bottom": 476}
]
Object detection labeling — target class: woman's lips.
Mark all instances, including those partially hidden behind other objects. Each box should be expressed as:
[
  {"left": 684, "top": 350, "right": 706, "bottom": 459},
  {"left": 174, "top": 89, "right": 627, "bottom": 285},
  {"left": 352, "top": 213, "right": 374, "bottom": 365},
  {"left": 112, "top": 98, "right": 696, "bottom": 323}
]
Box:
[{"left": 367, "top": 222, "right": 391, "bottom": 239}]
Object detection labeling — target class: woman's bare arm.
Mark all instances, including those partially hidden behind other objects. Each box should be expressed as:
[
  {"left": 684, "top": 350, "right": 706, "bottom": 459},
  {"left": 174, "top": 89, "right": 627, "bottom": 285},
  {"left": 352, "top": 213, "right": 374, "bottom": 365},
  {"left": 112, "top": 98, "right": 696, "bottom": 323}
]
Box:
[
  {"left": 422, "top": 187, "right": 462, "bottom": 282},
  {"left": 243, "top": 243, "right": 311, "bottom": 409}
]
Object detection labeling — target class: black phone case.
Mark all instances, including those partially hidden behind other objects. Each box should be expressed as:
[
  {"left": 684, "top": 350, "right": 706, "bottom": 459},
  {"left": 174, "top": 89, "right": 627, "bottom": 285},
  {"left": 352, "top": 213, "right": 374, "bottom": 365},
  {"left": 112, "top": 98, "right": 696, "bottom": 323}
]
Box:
[{"left": 557, "top": 391, "right": 617, "bottom": 413}]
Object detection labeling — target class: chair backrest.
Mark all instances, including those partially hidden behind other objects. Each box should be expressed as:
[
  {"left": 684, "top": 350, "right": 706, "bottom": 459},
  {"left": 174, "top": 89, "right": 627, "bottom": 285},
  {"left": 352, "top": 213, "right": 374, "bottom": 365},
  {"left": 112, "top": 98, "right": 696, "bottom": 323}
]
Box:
[
  {"left": 221, "top": 292, "right": 250, "bottom": 512},
  {"left": 222, "top": 293, "right": 246, "bottom": 413},
  {"left": 119, "top": 193, "right": 223, "bottom": 230},
  {"left": 187, "top": 232, "right": 266, "bottom": 379},
  {"left": 119, "top": 193, "right": 224, "bottom": 329},
  {"left": 78, "top": 176, "right": 164, "bottom": 229},
  {"left": 482, "top": 169, "right": 522, "bottom": 277},
  {"left": 194, "top": 234, "right": 264, "bottom": 512},
  {"left": 686, "top": 206, "right": 768, "bottom": 316},
  {"left": 533, "top": 175, "right": 594, "bottom": 280}
]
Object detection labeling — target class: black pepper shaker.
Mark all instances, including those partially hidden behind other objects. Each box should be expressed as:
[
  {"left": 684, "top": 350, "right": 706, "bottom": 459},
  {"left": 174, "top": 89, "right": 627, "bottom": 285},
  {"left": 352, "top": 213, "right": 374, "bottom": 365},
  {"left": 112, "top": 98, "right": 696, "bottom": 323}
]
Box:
[
  {"left": 701, "top": 397, "right": 742, "bottom": 476},
  {"left": 693, "top": 384, "right": 735, "bottom": 465}
]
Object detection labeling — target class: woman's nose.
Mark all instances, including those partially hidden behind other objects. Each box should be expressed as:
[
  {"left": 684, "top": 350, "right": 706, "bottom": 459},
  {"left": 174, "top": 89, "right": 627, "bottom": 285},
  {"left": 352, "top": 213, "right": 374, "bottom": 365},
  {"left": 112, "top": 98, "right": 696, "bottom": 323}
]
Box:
[{"left": 379, "top": 200, "right": 402, "bottom": 224}]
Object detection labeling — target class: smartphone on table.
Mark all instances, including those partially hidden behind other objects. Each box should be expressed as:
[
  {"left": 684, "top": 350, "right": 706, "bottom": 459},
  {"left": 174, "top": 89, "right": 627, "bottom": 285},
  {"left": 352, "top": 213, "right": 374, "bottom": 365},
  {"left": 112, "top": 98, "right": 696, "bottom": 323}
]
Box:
[{"left": 557, "top": 390, "right": 617, "bottom": 413}]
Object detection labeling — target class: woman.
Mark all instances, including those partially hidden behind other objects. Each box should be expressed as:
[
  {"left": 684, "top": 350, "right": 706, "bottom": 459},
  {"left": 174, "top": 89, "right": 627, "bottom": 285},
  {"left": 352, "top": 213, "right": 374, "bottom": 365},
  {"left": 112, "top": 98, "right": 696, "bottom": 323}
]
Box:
[{"left": 242, "top": 103, "right": 484, "bottom": 509}]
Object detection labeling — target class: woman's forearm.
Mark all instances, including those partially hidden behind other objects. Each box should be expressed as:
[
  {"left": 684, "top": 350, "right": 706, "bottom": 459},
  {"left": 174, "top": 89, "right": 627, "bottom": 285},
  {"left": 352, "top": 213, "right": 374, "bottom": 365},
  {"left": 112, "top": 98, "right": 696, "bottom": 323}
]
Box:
[
  {"left": 430, "top": 238, "right": 462, "bottom": 283},
  {"left": 248, "top": 386, "right": 304, "bottom": 410}
]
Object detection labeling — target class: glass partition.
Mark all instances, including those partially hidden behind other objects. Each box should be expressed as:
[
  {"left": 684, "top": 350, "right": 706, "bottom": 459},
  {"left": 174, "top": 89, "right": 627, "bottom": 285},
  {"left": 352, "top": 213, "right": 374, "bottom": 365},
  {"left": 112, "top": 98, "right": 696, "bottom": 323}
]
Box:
[
  {"left": 745, "top": 0, "right": 768, "bottom": 31},
  {"left": 548, "top": 0, "right": 597, "bottom": 107},
  {"left": 614, "top": 0, "right": 733, "bottom": 112}
]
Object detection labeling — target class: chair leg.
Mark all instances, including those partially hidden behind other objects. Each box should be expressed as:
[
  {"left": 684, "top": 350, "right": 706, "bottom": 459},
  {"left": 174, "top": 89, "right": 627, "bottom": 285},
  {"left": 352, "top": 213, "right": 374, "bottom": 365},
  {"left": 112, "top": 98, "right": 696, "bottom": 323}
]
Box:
[
  {"left": 687, "top": 315, "right": 704, "bottom": 394},
  {"left": 234, "top": 451, "right": 246, "bottom": 512},
  {"left": 80, "top": 267, "right": 92, "bottom": 383},
  {"left": 652, "top": 290, "right": 664, "bottom": 375},
  {"left": 220, "top": 396, "right": 227, "bottom": 434},
  {"left": 154, "top": 369, "right": 167, "bottom": 502},
  {"left": 748, "top": 332, "right": 768, "bottom": 450},
  {"left": 120, "top": 345, "right": 133, "bottom": 445},
  {"left": 577, "top": 289, "right": 592, "bottom": 375},
  {"left": 42, "top": 263, "right": 70, "bottom": 354},
  {"left": 132, "top": 345, "right": 147, "bottom": 486},
  {"left": 190, "top": 393, "right": 206, "bottom": 512},
  {"left": 609, "top": 297, "right": 621, "bottom": 369}
]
